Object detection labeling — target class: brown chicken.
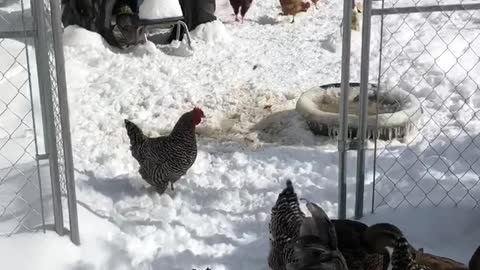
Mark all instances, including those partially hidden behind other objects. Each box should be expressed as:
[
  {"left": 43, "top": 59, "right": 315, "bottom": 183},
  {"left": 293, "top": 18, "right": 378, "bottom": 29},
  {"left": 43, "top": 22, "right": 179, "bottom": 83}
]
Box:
[
  {"left": 229, "top": 0, "right": 253, "bottom": 23},
  {"left": 279, "top": 0, "right": 311, "bottom": 23},
  {"left": 413, "top": 246, "right": 480, "bottom": 270}
]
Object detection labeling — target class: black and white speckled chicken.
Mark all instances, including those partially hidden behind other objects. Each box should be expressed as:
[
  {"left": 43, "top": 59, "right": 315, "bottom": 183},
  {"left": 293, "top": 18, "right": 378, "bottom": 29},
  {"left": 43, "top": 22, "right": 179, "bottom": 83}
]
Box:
[
  {"left": 388, "top": 236, "right": 430, "bottom": 270},
  {"left": 268, "top": 180, "right": 306, "bottom": 270},
  {"left": 124, "top": 107, "right": 205, "bottom": 194}
]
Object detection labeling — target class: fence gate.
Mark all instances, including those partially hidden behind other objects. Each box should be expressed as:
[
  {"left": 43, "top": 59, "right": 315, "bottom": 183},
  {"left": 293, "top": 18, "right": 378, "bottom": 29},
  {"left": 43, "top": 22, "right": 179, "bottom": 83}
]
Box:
[
  {"left": 0, "top": 0, "right": 79, "bottom": 244},
  {"left": 338, "top": 0, "right": 480, "bottom": 218}
]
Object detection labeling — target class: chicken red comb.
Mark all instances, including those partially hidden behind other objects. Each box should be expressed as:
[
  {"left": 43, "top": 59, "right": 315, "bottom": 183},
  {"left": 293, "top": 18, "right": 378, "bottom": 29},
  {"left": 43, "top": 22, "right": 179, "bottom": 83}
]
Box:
[{"left": 193, "top": 107, "right": 205, "bottom": 117}]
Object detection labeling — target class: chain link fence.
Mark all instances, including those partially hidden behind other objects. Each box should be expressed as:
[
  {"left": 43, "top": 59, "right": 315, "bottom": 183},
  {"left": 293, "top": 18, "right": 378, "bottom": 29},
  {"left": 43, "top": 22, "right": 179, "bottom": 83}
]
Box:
[
  {"left": 0, "top": 0, "right": 79, "bottom": 244},
  {"left": 370, "top": 0, "right": 480, "bottom": 211}
]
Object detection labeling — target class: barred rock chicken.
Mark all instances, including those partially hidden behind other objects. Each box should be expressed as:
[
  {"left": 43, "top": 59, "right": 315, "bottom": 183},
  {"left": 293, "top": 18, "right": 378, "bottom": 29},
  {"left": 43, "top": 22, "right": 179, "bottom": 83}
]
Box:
[
  {"left": 279, "top": 0, "right": 311, "bottom": 23},
  {"left": 268, "top": 180, "right": 306, "bottom": 270},
  {"left": 388, "top": 236, "right": 430, "bottom": 270},
  {"left": 124, "top": 107, "right": 205, "bottom": 195},
  {"left": 229, "top": 0, "right": 253, "bottom": 23}
]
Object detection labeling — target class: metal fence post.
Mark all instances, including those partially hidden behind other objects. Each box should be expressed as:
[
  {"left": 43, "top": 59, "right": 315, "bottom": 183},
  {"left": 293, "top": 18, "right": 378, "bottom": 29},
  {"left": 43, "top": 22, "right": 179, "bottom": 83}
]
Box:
[
  {"left": 49, "top": 0, "right": 80, "bottom": 245},
  {"left": 338, "top": 0, "right": 354, "bottom": 220},
  {"left": 354, "top": 0, "right": 373, "bottom": 220},
  {"left": 31, "top": 0, "right": 65, "bottom": 235}
]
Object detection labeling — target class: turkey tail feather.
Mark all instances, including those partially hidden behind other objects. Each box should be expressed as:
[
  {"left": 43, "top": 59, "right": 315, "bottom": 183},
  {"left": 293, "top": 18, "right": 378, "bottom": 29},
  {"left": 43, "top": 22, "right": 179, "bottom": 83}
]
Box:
[
  {"left": 124, "top": 119, "right": 145, "bottom": 145},
  {"left": 470, "top": 245, "right": 480, "bottom": 270}
]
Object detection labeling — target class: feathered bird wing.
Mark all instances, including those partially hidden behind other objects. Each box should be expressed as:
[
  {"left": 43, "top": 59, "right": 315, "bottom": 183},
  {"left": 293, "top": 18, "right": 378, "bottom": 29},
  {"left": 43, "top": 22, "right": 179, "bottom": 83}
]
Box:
[{"left": 287, "top": 201, "right": 349, "bottom": 270}]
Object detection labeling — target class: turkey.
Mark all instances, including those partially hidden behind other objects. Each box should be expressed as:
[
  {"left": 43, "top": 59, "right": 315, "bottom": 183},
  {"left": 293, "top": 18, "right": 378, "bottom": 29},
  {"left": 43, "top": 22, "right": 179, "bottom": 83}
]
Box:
[
  {"left": 471, "top": 246, "right": 480, "bottom": 270},
  {"left": 268, "top": 180, "right": 412, "bottom": 270},
  {"left": 124, "top": 107, "right": 205, "bottom": 195},
  {"left": 287, "top": 199, "right": 349, "bottom": 270}
]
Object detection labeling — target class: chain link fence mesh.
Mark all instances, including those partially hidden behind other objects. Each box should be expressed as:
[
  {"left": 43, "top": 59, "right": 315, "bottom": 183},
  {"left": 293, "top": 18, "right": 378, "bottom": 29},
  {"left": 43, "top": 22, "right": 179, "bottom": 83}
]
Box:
[
  {"left": 42, "top": 0, "right": 71, "bottom": 229},
  {"left": 372, "top": 0, "right": 480, "bottom": 210},
  {"left": 0, "top": 1, "right": 44, "bottom": 236},
  {"left": 43, "top": 0, "right": 66, "bottom": 194},
  {"left": 0, "top": 0, "right": 78, "bottom": 244}
]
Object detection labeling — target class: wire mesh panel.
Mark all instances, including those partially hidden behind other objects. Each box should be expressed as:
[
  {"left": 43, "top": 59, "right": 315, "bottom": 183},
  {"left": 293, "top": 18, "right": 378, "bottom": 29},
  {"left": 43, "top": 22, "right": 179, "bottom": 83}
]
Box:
[
  {"left": 0, "top": 0, "right": 79, "bottom": 244},
  {"left": 38, "top": 0, "right": 79, "bottom": 243},
  {"left": 372, "top": 1, "right": 480, "bottom": 211},
  {"left": 0, "top": 0, "right": 45, "bottom": 236}
]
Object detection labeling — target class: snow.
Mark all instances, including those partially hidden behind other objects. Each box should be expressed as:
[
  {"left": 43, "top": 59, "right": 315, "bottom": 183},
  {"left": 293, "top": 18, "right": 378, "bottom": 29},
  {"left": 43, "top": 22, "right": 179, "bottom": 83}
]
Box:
[
  {"left": 1, "top": 0, "right": 480, "bottom": 269},
  {"left": 63, "top": 25, "right": 109, "bottom": 49},
  {"left": 138, "top": 0, "right": 183, "bottom": 20},
  {"left": 191, "top": 20, "right": 233, "bottom": 45}
]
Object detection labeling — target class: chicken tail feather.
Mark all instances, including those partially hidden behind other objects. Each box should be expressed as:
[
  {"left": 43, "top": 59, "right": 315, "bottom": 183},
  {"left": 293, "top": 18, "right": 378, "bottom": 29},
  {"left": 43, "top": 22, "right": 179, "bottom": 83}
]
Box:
[{"left": 124, "top": 119, "right": 145, "bottom": 145}]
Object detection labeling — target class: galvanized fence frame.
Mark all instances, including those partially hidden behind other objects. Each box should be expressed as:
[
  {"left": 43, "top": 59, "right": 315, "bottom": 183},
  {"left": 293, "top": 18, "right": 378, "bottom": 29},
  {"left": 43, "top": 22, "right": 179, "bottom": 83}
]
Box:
[
  {"left": 339, "top": 0, "right": 480, "bottom": 219},
  {"left": 0, "top": 0, "right": 79, "bottom": 244}
]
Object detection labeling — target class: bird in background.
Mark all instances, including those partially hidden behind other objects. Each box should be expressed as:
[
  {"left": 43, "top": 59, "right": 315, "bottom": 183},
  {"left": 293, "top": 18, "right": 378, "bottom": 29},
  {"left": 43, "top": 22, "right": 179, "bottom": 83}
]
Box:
[
  {"left": 229, "top": 0, "right": 253, "bottom": 23},
  {"left": 279, "top": 0, "right": 311, "bottom": 23}
]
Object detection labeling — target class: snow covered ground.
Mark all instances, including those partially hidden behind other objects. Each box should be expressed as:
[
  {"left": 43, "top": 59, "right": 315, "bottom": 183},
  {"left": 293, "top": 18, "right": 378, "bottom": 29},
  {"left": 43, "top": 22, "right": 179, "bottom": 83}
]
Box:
[{"left": 1, "top": 0, "right": 480, "bottom": 269}]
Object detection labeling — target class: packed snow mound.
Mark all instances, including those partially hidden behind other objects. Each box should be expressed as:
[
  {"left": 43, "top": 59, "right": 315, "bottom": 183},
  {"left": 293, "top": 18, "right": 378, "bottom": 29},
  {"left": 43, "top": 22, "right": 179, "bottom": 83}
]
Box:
[
  {"left": 139, "top": 0, "right": 183, "bottom": 20},
  {"left": 63, "top": 25, "right": 108, "bottom": 49},
  {"left": 191, "top": 20, "right": 232, "bottom": 44}
]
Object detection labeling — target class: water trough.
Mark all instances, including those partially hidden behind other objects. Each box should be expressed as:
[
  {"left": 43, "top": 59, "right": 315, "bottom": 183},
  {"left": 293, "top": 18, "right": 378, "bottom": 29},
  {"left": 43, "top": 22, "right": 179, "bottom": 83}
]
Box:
[{"left": 295, "top": 83, "right": 423, "bottom": 140}]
